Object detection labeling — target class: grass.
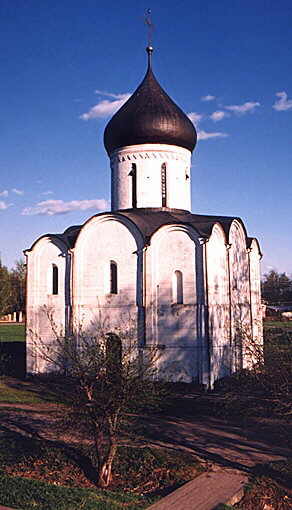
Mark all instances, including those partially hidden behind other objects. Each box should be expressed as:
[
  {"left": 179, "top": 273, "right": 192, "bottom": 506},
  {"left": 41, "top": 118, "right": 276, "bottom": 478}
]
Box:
[
  {"left": 0, "top": 324, "right": 25, "bottom": 342},
  {"left": 0, "top": 472, "right": 146, "bottom": 510},
  {"left": 0, "top": 378, "right": 48, "bottom": 405},
  {"left": 0, "top": 426, "right": 201, "bottom": 510},
  {"left": 264, "top": 320, "right": 292, "bottom": 330},
  {"left": 0, "top": 376, "right": 76, "bottom": 405},
  {"left": 0, "top": 376, "right": 203, "bottom": 509}
]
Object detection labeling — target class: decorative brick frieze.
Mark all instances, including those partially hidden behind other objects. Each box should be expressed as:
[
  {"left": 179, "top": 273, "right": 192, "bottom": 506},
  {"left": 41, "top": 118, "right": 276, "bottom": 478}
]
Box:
[{"left": 112, "top": 150, "right": 189, "bottom": 164}]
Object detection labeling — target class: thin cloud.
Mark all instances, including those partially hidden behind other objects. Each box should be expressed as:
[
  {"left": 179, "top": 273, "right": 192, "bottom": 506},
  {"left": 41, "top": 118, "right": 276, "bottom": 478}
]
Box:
[
  {"left": 197, "top": 130, "right": 228, "bottom": 141},
  {"left": 187, "top": 112, "right": 203, "bottom": 124},
  {"left": 22, "top": 198, "right": 109, "bottom": 216},
  {"left": 95, "top": 89, "right": 129, "bottom": 99},
  {"left": 273, "top": 91, "right": 292, "bottom": 111},
  {"left": 225, "top": 101, "right": 260, "bottom": 115},
  {"left": 210, "top": 110, "right": 229, "bottom": 122},
  {"left": 41, "top": 190, "right": 54, "bottom": 196},
  {"left": 80, "top": 93, "right": 131, "bottom": 120},
  {"left": 201, "top": 95, "right": 216, "bottom": 102},
  {"left": 12, "top": 188, "right": 24, "bottom": 195},
  {"left": 0, "top": 190, "right": 8, "bottom": 197},
  {"left": 0, "top": 201, "right": 12, "bottom": 210}
]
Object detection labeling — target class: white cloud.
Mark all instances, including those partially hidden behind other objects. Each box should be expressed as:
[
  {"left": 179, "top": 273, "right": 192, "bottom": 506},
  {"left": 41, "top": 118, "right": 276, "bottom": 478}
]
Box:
[
  {"left": 210, "top": 110, "right": 229, "bottom": 122},
  {"left": 201, "top": 95, "right": 216, "bottom": 102},
  {"left": 187, "top": 112, "right": 203, "bottom": 124},
  {"left": 95, "top": 90, "right": 128, "bottom": 99},
  {"left": 11, "top": 188, "right": 24, "bottom": 195},
  {"left": 273, "top": 91, "right": 292, "bottom": 111},
  {"left": 21, "top": 198, "right": 109, "bottom": 216},
  {"left": 80, "top": 92, "right": 131, "bottom": 120},
  {"left": 225, "top": 101, "right": 260, "bottom": 115},
  {"left": 0, "top": 190, "right": 8, "bottom": 197},
  {"left": 197, "top": 130, "right": 228, "bottom": 141},
  {"left": 41, "top": 190, "right": 54, "bottom": 196},
  {"left": 0, "top": 201, "right": 12, "bottom": 210}
]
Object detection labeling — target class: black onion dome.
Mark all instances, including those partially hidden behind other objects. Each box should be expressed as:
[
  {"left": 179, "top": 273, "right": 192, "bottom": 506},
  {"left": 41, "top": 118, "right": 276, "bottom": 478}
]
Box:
[{"left": 104, "top": 48, "right": 197, "bottom": 155}]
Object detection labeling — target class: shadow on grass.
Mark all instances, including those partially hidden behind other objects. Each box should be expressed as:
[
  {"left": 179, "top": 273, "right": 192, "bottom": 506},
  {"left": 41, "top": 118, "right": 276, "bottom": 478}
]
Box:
[
  {"left": 0, "top": 424, "right": 98, "bottom": 486},
  {"left": 0, "top": 342, "right": 26, "bottom": 378},
  {"left": 0, "top": 375, "right": 73, "bottom": 406}
]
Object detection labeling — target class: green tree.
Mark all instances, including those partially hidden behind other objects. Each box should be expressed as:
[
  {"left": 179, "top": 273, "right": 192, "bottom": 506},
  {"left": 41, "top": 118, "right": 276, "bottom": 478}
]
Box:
[
  {"left": 10, "top": 258, "right": 26, "bottom": 312},
  {"left": 261, "top": 270, "right": 292, "bottom": 305},
  {"left": 0, "top": 261, "right": 13, "bottom": 316}
]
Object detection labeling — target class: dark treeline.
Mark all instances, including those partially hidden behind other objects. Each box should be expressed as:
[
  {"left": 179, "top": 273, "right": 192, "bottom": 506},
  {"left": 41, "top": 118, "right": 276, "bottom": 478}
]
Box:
[{"left": 261, "top": 269, "right": 292, "bottom": 306}]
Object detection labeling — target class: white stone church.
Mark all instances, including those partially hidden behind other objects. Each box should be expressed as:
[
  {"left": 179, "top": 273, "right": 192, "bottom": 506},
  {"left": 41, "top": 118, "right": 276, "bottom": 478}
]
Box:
[{"left": 25, "top": 46, "right": 262, "bottom": 388}]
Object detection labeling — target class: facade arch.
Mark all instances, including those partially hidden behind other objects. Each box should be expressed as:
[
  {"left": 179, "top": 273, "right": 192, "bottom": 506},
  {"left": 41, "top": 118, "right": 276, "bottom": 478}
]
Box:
[
  {"left": 228, "top": 220, "right": 251, "bottom": 370},
  {"left": 248, "top": 239, "right": 263, "bottom": 347},
  {"left": 206, "top": 223, "right": 230, "bottom": 382},
  {"left": 73, "top": 214, "right": 144, "bottom": 337},
  {"left": 25, "top": 235, "right": 69, "bottom": 374}
]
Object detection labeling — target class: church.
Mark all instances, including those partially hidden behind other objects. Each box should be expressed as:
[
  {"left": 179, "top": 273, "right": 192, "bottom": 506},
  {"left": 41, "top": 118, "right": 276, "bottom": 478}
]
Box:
[{"left": 25, "top": 45, "right": 262, "bottom": 388}]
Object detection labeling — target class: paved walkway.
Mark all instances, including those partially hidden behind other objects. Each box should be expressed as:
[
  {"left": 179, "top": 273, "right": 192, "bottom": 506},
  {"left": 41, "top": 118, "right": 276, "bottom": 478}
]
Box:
[{"left": 147, "top": 469, "right": 247, "bottom": 510}]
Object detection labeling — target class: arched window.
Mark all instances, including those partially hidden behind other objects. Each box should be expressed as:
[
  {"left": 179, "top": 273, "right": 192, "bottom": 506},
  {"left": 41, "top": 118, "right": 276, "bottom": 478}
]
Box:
[
  {"left": 52, "top": 265, "right": 58, "bottom": 295},
  {"left": 173, "top": 270, "right": 183, "bottom": 304},
  {"left": 129, "top": 163, "right": 137, "bottom": 208},
  {"left": 110, "top": 260, "right": 118, "bottom": 294},
  {"left": 161, "top": 162, "right": 167, "bottom": 207}
]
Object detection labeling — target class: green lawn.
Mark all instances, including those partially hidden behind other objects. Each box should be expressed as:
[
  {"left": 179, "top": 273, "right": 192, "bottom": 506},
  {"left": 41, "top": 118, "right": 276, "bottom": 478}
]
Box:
[
  {"left": 264, "top": 320, "right": 292, "bottom": 330},
  {"left": 0, "top": 379, "right": 47, "bottom": 405},
  {"left": 0, "top": 376, "right": 71, "bottom": 405},
  {"left": 0, "top": 472, "right": 148, "bottom": 510},
  {"left": 0, "top": 324, "right": 25, "bottom": 342}
]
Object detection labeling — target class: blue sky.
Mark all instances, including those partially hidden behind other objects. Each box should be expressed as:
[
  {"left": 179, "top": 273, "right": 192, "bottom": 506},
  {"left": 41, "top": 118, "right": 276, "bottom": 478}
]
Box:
[{"left": 1, "top": 0, "right": 291, "bottom": 275}]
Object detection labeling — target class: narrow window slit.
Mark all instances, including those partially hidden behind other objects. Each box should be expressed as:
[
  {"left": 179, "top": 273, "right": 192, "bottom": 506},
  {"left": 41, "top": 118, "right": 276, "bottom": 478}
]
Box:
[
  {"left": 129, "top": 163, "right": 137, "bottom": 208},
  {"left": 110, "top": 260, "right": 118, "bottom": 294},
  {"left": 173, "top": 270, "right": 183, "bottom": 304},
  {"left": 52, "top": 265, "right": 58, "bottom": 295},
  {"left": 161, "top": 163, "right": 167, "bottom": 207}
]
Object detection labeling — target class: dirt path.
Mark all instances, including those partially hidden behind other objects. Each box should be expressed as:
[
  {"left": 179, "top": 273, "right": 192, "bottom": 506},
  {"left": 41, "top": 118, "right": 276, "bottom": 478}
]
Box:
[
  {"left": 140, "top": 413, "right": 291, "bottom": 471},
  {"left": 0, "top": 401, "right": 290, "bottom": 472}
]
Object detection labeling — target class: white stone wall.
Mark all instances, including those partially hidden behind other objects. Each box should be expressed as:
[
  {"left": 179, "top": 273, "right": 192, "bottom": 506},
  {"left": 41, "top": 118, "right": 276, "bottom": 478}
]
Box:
[
  {"left": 206, "top": 224, "right": 230, "bottom": 385},
  {"left": 110, "top": 144, "right": 192, "bottom": 211},
  {"left": 25, "top": 212, "right": 262, "bottom": 388},
  {"left": 25, "top": 237, "right": 69, "bottom": 373},
  {"left": 145, "top": 224, "right": 206, "bottom": 383},
  {"left": 249, "top": 239, "right": 263, "bottom": 351},
  {"left": 229, "top": 220, "right": 252, "bottom": 370},
  {"left": 72, "top": 214, "right": 144, "bottom": 339}
]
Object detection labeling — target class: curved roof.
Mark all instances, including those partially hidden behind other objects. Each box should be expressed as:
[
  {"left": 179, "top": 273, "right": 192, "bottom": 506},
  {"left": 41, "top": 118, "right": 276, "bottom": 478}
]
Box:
[
  {"left": 104, "top": 48, "right": 197, "bottom": 155},
  {"left": 25, "top": 209, "right": 259, "bottom": 255},
  {"left": 25, "top": 225, "right": 82, "bottom": 252},
  {"left": 114, "top": 208, "right": 246, "bottom": 243}
]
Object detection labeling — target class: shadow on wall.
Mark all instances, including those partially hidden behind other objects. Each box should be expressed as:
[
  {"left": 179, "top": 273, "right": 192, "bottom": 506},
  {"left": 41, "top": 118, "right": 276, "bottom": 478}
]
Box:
[{"left": 27, "top": 260, "right": 257, "bottom": 386}]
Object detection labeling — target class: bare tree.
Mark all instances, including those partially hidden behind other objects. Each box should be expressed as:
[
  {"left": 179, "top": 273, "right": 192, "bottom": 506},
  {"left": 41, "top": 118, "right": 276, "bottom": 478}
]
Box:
[{"left": 30, "top": 307, "right": 165, "bottom": 487}]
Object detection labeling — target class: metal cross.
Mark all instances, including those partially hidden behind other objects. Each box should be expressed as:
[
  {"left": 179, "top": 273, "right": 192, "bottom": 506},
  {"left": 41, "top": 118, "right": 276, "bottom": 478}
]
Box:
[{"left": 145, "top": 8, "right": 154, "bottom": 47}]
